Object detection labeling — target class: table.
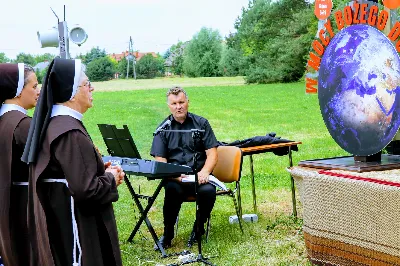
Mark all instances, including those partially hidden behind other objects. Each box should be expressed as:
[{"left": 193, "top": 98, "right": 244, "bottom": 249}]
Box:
[
  {"left": 240, "top": 141, "right": 301, "bottom": 217},
  {"left": 289, "top": 166, "right": 400, "bottom": 265}
]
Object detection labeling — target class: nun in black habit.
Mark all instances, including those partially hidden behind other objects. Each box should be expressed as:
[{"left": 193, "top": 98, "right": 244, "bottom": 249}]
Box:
[
  {"left": 0, "top": 63, "right": 39, "bottom": 266},
  {"left": 22, "top": 58, "right": 124, "bottom": 266}
]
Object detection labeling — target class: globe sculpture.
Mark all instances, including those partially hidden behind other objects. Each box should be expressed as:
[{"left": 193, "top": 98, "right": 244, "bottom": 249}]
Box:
[{"left": 318, "top": 24, "right": 400, "bottom": 156}]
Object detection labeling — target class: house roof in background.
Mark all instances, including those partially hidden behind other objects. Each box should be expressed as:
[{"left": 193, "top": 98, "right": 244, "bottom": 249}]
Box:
[
  {"left": 109, "top": 51, "right": 157, "bottom": 62},
  {"left": 33, "top": 61, "right": 50, "bottom": 71}
]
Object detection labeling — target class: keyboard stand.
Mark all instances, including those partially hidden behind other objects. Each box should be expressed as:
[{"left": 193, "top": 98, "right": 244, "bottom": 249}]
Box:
[
  {"left": 98, "top": 124, "right": 167, "bottom": 257},
  {"left": 127, "top": 178, "right": 166, "bottom": 251}
]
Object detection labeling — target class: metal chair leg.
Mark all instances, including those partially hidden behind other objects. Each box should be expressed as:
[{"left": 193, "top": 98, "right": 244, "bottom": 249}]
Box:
[
  {"left": 249, "top": 155, "right": 257, "bottom": 212},
  {"left": 288, "top": 146, "right": 297, "bottom": 218},
  {"left": 237, "top": 182, "right": 243, "bottom": 218},
  {"left": 232, "top": 192, "right": 243, "bottom": 233}
]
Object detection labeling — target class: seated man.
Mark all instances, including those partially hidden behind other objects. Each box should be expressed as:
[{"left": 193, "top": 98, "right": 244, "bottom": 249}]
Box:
[{"left": 151, "top": 86, "right": 218, "bottom": 249}]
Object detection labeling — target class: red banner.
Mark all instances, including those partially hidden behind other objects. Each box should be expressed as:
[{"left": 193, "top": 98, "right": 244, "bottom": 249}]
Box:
[
  {"left": 383, "top": 0, "right": 400, "bottom": 9},
  {"left": 314, "top": 0, "right": 333, "bottom": 20}
]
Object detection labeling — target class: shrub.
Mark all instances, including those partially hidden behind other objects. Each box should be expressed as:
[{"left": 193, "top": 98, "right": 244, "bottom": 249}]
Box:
[
  {"left": 136, "top": 54, "right": 164, "bottom": 79},
  {"left": 86, "top": 57, "right": 115, "bottom": 81}
]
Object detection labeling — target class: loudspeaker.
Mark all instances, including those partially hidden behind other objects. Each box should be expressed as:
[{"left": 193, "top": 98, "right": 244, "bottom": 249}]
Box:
[
  {"left": 69, "top": 26, "right": 88, "bottom": 46},
  {"left": 37, "top": 27, "right": 59, "bottom": 48}
]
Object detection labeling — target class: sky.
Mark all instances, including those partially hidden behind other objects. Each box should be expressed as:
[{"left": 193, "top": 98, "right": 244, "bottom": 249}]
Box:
[{"left": 0, "top": 0, "right": 251, "bottom": 60}]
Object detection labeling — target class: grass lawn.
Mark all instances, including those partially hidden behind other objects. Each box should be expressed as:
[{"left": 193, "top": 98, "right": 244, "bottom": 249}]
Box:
[
  {"left": 92, "top": 76, "right": 245, "bottom": 91},
  {"left": 80, "top": 80, "right": 349, "bottom": 265}
]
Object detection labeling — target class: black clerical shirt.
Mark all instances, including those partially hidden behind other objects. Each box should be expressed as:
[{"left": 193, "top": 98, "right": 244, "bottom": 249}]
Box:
[{"left": 150, "top": 112, "right": 218, "bottom": 171}]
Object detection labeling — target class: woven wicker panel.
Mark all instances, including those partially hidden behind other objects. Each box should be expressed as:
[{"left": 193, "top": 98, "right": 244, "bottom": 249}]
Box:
[
  {"left": 288, "top": 167, "right": 400, "bottom": 260},
  {"left": 305, "top": 232, "right": 400, "bottom": 265}
]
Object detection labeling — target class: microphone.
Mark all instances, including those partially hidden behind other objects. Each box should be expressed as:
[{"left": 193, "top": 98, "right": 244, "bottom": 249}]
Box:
[{"left": 153, "top": 119, "right": 171, "bottom": 136}]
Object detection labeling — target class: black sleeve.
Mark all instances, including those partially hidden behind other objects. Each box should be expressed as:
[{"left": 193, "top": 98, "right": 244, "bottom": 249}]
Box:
[
  {"left": 202, "top": 120, "right": 219, "bottom": 150},
  {"left": 150, "top": 133, "right": 168, "bottom": 158}
]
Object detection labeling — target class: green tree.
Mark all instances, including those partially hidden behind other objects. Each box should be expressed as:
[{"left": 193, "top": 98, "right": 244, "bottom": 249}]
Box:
[
  {"left": 15, "top": 53, "right": 36, "bottom": 66},
  {"left": 109, "top": 56, "right": 118, "bottom": 71},
  {"left": 166, "top": 41, "right": 186, "bottom": 76},
  {"left": 163, "top": 49, "right": 171, "bottom": 59},
  {"left": 36, "top": 66, "right": 50, "bottom": 84},
  {"left": 76, "top": 53, "right": 86, "bottom": 61},
  {"left": 219, "top": 46, "right": 246, "bottom": 76},
  {"left": 183, "top": 28, "right": 223, "bottom": 77},
  {"left": 81, "top": 47, "right": 107, "bottom": 65},
  {"left": 0, "top": 52, "right": 10, "bottom": 63},
  {"left": 136, "top": 54, "right": 164, "bottom": 79},
  {"left": 34, "top": 53, "right": 55, "bottom": 64},
  {"left": 117, "top": 57, "right": 135, "bottom": 78},
  {"left": 86, "top": 57, "right": 115, "bottom": 81},
  {"left": 225, "top": 32, "right": 241, "bottom": 50},
  {"left": 234, "top": 0, "right": 315, "bottom": 83}
]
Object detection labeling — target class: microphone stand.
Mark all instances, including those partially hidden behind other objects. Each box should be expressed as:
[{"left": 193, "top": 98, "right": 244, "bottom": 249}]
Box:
[{"left": 158, "top": 128, "right": 215, "bottom": 266}]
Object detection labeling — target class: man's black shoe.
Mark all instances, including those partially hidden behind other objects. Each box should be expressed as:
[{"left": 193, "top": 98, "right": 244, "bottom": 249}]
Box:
[
  {"left": 154, "top": 235, "right": 172, "bottom": 251},
  {"left": 187, "top": 230, "right": 200, "bottom": 248}
]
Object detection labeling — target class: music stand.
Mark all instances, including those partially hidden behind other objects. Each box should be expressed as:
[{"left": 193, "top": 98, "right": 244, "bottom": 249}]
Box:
[{"left": 97, "top": 124, "right": 168, "bottom": 257}]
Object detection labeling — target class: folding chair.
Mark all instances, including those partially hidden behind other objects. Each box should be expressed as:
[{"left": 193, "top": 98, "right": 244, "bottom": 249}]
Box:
[{"left": 211, "top": 145, "right": 244, "bottom": 234}]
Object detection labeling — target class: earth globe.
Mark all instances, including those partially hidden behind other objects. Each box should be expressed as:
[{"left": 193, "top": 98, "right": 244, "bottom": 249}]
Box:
[{"left": 318, "top": 24, "right": 400, "bottom": 156}]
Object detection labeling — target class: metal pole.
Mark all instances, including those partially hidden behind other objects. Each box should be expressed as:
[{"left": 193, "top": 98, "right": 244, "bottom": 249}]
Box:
[
  {"left": 133, "top": 57, "right": 137, "bottom": 79},
  {"left": 58, "top": 21, "right": 69, "bottom": 59},
  {"left": 249, "top": 155, "right": 257, "bottom": 213},
  {"left": 56, "top": 6, "right": 70, "bottom": 59},
  {"left": 126, "top": 52, "right": 130, "bottom": 79},
  {"left": 288, "top": 146, "right": 297, "bottom": 218},
  {"left": 126, "top": 38, "right": 130, "bottom": 79},
  {"left": 131, "top": 36, "right": 137, "bottom": 79}
]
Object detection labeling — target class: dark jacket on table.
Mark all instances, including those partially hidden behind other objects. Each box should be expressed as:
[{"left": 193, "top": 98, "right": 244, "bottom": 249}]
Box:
[{"left": 219, "top": 132, "right": 298, "bottom": 156}]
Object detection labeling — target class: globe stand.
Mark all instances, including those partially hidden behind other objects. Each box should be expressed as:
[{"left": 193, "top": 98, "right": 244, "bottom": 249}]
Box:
[
  {"left": 298, "top": 153, "right": 400, "bottom": 173},
  {"left": 354, "top": 151, "right": 382, "bottom": 162}
]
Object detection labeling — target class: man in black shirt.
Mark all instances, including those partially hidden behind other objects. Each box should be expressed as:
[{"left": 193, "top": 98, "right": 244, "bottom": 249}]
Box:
[{"left": 151, "top": 86, "right": 218, "bottom": 249}]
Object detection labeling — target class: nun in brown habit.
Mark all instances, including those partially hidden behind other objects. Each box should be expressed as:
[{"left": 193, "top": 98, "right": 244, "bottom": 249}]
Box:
[
  {"left": 22, "top": 58, "right": 124, "bottom": 266},
  {"left": 0, "top": 63, "right": 39, "bottom": 266}
]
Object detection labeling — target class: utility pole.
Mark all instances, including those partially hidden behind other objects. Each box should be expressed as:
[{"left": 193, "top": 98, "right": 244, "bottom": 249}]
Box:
[
  {"left": 131, "top": 36, "right": 137, "bottom": 80},
  {"left": 126, "top": 41, "right": 130, "bottom": 79},
  {"left": 126, "top": 36, "right": 137, "bottom": 79}
]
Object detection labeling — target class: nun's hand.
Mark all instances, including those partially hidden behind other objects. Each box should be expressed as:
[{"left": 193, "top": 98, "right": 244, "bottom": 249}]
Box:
[
  {"left": 104, "top": 161, "right": 111, "bottom": 169},
  {"left": 116, "top": 170, "right": 125, "bottom": 186},
  {"left": 105, "top": 167, "right": 124, "bottom": 186}
]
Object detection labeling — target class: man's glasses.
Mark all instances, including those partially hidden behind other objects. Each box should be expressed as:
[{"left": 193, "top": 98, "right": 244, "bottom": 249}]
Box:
[{"left": 79, "top": 80, "right": 91, "bottom": 88}]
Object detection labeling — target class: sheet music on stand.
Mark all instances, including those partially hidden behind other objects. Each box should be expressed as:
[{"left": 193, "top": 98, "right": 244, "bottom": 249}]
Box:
[{"left": 97, "top": 124, "right": 141, "bottom": 159}]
